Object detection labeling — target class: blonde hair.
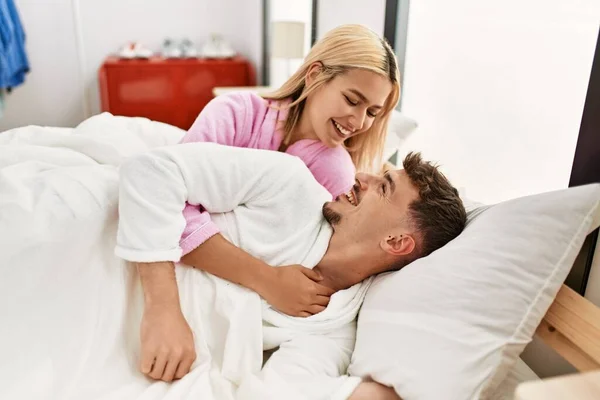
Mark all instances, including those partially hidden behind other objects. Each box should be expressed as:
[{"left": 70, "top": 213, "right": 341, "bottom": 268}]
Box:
[{"left": 264, "top": 24, "right": 401, "bottom": 172}]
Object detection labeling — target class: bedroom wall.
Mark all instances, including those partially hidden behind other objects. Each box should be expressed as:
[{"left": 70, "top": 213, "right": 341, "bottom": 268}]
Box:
[
  {"left": 0, "top": 0, "right": 389, "bottom": 132},
  {"left": 0, "top": 0, "right": 85, "bottom": 129},
  {"left": 398, "top": 0, "right": 599, "bottom": 205},
  {"left": 317, "top": 0, "right": 386, "bottom": 39},
  {"left": 0, "top": 0, "right": 262, "bottom": 131}
]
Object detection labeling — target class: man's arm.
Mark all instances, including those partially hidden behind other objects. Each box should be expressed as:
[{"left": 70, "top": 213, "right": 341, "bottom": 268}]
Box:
[
  {"left": 117, "top": 142, "right": 333, "bottom": 317},
  {"left": 135, "top": 261, "right": 196, "bottom": 382},
  {"left": 116, "top": 142, "right": 301, "bottom": 262},
  {"left": 116, "top": 143, "right": 323, "bottom": 382}
]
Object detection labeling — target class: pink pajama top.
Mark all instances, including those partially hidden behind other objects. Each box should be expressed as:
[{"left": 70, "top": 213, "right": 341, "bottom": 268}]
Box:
[{"left": 178, "top": 91, "right": 355, "bottom": 256}]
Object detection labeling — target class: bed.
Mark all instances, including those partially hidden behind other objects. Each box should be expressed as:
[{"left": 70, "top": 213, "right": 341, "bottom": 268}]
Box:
[{"left": 1, "top": 112, "right": 599, "bottom": 400}]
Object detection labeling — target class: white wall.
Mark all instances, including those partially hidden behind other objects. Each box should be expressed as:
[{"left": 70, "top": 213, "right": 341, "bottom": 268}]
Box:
[
  {"left": 317, "top": 0, "right": 386, "bottom": 38},
  {"left": 399, "top": 0, "right": 599, "bottom": 204},
  {"left": 0, "top": 0, "right": 85, "bottom": 129},
  {"left": 0, "top": 0, "right": 262, "bottom": 131}
]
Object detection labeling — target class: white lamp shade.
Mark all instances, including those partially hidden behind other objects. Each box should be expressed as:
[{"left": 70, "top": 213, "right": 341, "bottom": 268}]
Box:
[{"left": 271, "top": 21, "right": 306, "bottom": 59}]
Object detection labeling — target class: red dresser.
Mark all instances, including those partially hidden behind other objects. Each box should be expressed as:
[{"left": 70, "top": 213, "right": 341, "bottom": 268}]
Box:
[{"left": 99, "top": 56, "right": 256, "bottom": 130}]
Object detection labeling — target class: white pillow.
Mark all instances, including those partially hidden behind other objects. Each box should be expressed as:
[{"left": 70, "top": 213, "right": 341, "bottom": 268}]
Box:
[
  {"left": 383, "top": 110, "right": 418, "bottom": 164},
  {"left": 349, "top": 184, "right": 600, "bottom": 400},
  {"left": 389, "top": 110, "right": 418, "bottom": 142}
]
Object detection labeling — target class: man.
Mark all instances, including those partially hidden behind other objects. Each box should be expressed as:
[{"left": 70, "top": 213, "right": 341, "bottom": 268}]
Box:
[{"left": 116, "top": 142, "right": 466, "bottom": 400}]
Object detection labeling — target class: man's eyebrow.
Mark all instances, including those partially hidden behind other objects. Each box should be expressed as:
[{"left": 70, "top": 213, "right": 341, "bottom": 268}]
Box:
[
  {"left": 348, "top": 89, "right": 383, "bottom": 109},
  {"left": 384, "top": 172, "right": 396, "bottom": 195}
]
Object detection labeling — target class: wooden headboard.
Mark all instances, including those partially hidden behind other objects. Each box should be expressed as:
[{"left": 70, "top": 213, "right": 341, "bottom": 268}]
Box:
[{"left": 536, "top": 284, "right": 600, "bottom": 371}]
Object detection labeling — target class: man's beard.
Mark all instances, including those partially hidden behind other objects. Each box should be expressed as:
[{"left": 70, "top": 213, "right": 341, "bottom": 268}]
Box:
[{"left": 322, "top": 203, "right": 342, "bottom": 226}]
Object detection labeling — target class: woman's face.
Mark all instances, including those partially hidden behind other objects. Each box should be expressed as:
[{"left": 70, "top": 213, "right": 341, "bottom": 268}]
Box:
[{"left": 303, "top": 65, "right": 393, "bottom": 147}]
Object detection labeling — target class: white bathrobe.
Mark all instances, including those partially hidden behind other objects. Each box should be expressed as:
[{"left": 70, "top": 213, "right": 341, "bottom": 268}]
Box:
[{"left": 115, "top": 142, "right": 370, "bottom": 400}]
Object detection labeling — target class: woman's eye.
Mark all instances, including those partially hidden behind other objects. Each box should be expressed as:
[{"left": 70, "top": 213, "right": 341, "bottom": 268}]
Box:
[
  {"left": 344, "top": 95, "right": 358, "bottom": 106},
  {"left": 367, "top": 110, "right": 377, "bottom": 118},
  {"left": 381, "top": 183, "right": 386, "bottom": 195}
]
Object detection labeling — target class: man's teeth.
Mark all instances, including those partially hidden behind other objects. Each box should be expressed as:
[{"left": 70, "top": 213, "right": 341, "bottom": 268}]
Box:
[
  {"left": 334, "top": 121, "right": 352, "bottom": 136},
  {"left": 345, "top": 191, "right": 357, "bottom": 206}
]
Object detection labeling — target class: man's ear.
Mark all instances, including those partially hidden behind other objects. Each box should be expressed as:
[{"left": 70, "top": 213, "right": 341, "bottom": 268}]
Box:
[
  {"left": 305, "top": 62, "right": 323, "bottom": 86},
  {"left": 380, "top": 234, "right": 415, "bottom": 257}
]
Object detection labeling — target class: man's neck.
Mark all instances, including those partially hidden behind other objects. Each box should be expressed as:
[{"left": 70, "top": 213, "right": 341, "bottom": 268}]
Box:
[{"left": 314, "top": 235, "right": 386, "bottom": 292}]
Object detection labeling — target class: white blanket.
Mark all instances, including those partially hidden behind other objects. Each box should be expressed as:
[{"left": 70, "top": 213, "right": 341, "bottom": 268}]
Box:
[{"left": 0, "top": 114, "right": 366, "bottom": 400}]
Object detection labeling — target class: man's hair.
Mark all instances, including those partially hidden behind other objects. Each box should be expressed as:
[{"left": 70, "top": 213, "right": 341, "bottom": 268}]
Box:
[{"left": 395, "top": 152, "right": 467, "bottom": 268}]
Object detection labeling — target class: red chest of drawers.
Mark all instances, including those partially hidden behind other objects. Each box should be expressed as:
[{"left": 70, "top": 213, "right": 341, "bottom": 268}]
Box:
[{"left": 99, "top": 56, "right": 256, "bottom": 130}]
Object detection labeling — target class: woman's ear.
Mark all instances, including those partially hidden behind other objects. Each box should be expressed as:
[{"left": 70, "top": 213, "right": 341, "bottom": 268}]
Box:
[
  {"left": 305, "top": 62, "right": 324, "bottom": 86},
  {"left": 380, "top": 234, "right": 415, "bottom": 257}
]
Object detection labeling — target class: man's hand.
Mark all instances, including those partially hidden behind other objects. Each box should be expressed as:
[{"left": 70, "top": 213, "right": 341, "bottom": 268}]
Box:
[
  {"left": 140, "top": 303, "right": 197, "bottom": 382},
  {"left": 257, "top": 265, "right": 336, "bottom": 317},
  {"left": 135, "top": 261, "right": 196, "bottom": 382}
]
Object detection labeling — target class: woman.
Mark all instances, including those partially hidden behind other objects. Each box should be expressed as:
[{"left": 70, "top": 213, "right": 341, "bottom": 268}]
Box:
[{"left": 137, "top": 24, "right": 401, "bottom": 382}]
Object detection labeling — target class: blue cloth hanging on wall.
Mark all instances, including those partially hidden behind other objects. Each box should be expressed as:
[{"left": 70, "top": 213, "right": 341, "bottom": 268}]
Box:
[{"left": 0, "top": 0, "right": 29, "bottom": 89}]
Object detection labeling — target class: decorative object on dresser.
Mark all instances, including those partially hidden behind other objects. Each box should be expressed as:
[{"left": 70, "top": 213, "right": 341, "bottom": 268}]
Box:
[{"left": 98, "top": 56, "right": 256, "bottom": 130}]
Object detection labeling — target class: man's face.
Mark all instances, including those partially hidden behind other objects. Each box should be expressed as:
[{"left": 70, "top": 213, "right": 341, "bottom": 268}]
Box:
[{"left": 323, "top": 169, "right": 420, "bottom": 245}]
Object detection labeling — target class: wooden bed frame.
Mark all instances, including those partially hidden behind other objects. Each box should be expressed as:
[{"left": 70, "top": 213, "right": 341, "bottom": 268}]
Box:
[{"left": 536, "top": 284, "right": 600, "bottom": 371}]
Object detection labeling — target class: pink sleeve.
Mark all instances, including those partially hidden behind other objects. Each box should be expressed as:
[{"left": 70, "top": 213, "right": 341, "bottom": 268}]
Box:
[
  {"left": 308, "top": 146, "right": 356, "bottom": 199},
  {"left": 177, "top": 93, "right": 253, "bottom": 256}
]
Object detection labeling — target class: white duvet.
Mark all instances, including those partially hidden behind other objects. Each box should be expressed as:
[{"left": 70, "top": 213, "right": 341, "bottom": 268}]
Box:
[
  {"left": 0, "top": 115, "right": 260, "bottom": 399},
  {"left": 0, "top": 115, "right": 201, "bottom": 399},
  {"left": 0, "top": 114, "right": 370, "bottom": 400}
]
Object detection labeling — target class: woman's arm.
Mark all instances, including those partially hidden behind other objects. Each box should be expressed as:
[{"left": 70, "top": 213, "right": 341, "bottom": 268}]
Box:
[
  {"left": 174, "top": 93, "right": 334, "bottom": 315},
  {"left": 177, "top": 92, "right": 254, "bottom": 255},
  {"left": 181, "top": 234, "right": 334, "bottom": 317}
]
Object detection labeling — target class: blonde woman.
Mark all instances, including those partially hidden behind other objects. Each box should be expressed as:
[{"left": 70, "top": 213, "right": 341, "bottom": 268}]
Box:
[{"left": 136, "top": 24, "right": 401, "bottom": 382}]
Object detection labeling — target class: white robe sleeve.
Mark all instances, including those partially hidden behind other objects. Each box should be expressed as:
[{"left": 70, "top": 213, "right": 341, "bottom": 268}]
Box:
[{"left": 114, "top": 142, "right": 305, "bottom": 262}]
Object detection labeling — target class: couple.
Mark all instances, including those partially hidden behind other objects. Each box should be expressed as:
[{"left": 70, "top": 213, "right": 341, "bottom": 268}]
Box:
[{"left": 116, "top": 141, "right": 466, "bottom": 400}]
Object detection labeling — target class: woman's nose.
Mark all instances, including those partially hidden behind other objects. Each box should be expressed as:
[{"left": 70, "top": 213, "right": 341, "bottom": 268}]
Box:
[{"left": 349, "top": 111, "right": 365, "bottom": 131}]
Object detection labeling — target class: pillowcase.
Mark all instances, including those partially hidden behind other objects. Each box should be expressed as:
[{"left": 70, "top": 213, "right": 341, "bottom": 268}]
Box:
[{"left": 348, "top": 184, "right": 600, "bottom": 400}]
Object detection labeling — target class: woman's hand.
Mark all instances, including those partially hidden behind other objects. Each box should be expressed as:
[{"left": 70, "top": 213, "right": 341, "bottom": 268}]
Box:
[{"left": 257, "top": 265, "right": 336, "bottom": 317}]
